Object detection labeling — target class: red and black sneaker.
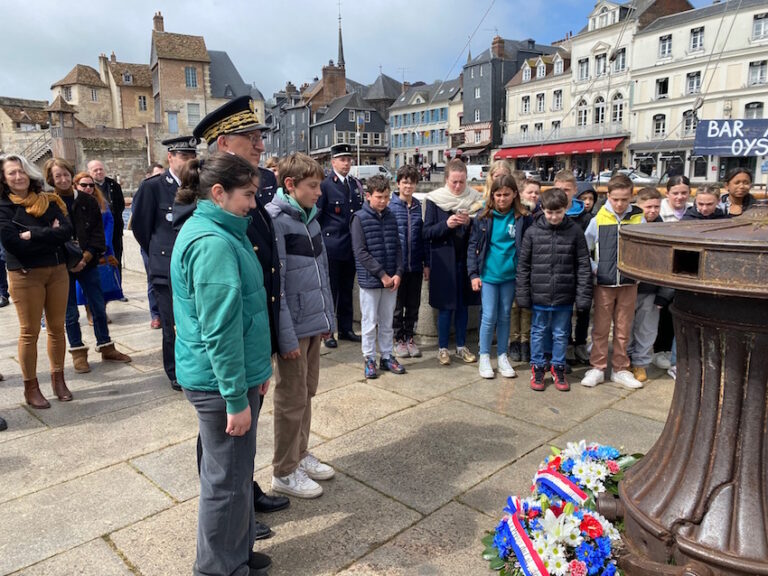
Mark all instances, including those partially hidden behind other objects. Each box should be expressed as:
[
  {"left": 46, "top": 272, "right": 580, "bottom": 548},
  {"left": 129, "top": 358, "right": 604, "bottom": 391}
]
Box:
[
  {"left": 530, "top": 366, "right": 546, "bottom": 391},
  {"left": 551, "top": 365, "right": 570, "bottom": 391}
]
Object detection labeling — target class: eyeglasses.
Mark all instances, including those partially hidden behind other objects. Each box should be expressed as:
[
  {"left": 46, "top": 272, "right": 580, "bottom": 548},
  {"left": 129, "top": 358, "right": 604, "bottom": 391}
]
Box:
[
  {"left": 78, "top": 182, "right": 95, "bottom": 188},
  {"left": 235, "top": 132, "right": 264, "bottom": 147}
]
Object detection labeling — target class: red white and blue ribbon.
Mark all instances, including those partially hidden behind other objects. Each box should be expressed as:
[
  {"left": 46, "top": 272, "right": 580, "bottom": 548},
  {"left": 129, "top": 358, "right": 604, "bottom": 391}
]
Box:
[
  {"left": 534, "top": 469, "right": 588, "bottom": 505},
  {"left": 505, "top": 497, "right": 550, "bottom": 576}
]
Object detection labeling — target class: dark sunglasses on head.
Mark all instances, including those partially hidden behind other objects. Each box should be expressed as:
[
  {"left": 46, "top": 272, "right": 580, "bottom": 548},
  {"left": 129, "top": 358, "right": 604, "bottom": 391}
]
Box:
[{"left": 78, "top": 182, "right": 95, "bottom": 188}]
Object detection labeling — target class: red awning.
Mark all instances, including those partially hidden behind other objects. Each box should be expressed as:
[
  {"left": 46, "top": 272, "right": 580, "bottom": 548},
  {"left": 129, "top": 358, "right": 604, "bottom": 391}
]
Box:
[{"left": 495, "top": 137, "right": 625, "bottom": 160}]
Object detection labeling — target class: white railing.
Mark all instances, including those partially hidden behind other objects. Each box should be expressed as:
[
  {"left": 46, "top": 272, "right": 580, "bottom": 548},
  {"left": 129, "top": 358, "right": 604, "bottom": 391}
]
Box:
[{"left": 502, "top": 122, "right": 628, "bottom": 146}]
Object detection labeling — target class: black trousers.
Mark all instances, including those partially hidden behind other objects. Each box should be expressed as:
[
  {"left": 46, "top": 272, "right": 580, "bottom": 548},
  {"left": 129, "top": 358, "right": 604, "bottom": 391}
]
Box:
[
  {"left": 573, "top": 306, "right": 591, "bottom": 346},
  {"left": 393, "top": 271, "right": 423, "bottom": 341},
  {"left": 328, "top": 257, "right": 356, "bottom": 335},
  {"left": 153, "top": 283, "right": 176, "bottom": 382},
  {"left": 112, "top": 229, "right": 123, "bottom": 272}
]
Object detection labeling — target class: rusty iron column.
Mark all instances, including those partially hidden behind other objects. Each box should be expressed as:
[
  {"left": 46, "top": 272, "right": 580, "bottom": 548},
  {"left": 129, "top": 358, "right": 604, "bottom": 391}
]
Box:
[{"left": 616, "top": 204, "right": 768, "bottom": 575}]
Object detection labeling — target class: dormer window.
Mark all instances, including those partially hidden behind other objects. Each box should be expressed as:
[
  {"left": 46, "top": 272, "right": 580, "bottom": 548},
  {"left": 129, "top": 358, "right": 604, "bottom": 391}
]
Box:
[
  {"left": 554, "top": 58, "right": 563, "bottom": 75},
  {"left": 522, "top": 66, "right": 531, "bottom": 82},
  {"left": 537, "top": 63, "right": 546, "bottom": 78},
  {"left": 123, "top": 72, "right": 133, "bottom": 84},
  {"left": 598, "top": 7, "right": 609, "bottom": 28}
]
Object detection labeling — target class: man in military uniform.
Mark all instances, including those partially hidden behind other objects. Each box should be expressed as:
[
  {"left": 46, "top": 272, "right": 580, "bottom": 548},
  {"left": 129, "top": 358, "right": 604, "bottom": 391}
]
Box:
[
  {"left": 318, "top": 143, "right": 364, "bottom": 348},
  {"left": 193, "top": 96, "right": 288, "bottom": 557},
  {"left": 131, "top": 136, "right": 197, "bottom": 392}
]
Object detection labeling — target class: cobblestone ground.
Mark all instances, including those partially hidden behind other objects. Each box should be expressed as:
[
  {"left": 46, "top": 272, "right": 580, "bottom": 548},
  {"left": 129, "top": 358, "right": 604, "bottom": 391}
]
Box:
[{"left": 0, "top": 245, "right": 673, "bottom": 575}]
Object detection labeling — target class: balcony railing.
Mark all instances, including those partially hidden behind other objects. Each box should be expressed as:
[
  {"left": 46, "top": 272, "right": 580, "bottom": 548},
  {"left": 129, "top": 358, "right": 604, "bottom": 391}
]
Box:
[{"left": 502, "top": 122, "right": 628, "bottom": 146}]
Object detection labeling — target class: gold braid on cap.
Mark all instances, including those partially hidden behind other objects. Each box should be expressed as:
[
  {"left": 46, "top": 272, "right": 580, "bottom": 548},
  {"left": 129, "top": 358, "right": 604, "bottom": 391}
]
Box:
[{"left": 202, "top": 100, "right": 261, "bottom": 142}]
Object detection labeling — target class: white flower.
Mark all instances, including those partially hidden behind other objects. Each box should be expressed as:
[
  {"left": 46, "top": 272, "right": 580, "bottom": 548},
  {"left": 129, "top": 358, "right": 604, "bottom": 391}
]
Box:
[
  {"left": 538, "top": 509, "right": 581, "bottom": 544},
  {"left": 562, "top": 440, "right": 587, "bottom": 460},
  {"left": 589, "top": 511, "right": 621, "bottom": 541},
  {"left": 547, "top": 552, "right": 569, "bottom": 576},
  {"left": 532, "top": 534, "right": 549, "bottom": 559}
]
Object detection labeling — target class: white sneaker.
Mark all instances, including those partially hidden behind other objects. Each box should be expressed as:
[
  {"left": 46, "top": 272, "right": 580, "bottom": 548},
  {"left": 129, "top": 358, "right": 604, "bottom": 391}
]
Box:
[
  {"left": 272, "top": 467, "right": 323, "bottom": 499},
  {"left": 580, "top": 368, "right": 605, "bottom": 388},
  {"left": 611, "top": 369, "right": 644, "bottom": 389},
  {"left": 653, "top": 351, "right": 672, "bottom": 370},
  {"left": 667, "top": 366, "right": 677, "bottom": 380},
  {"left": 497, "top": 353, "right": 517, "bottom": 378},
  {"left": 299, "top": 452, "right": 335, "bottom": 480},
  {"left": 478, "top": 354, "right": 494, "bottom": 378}
]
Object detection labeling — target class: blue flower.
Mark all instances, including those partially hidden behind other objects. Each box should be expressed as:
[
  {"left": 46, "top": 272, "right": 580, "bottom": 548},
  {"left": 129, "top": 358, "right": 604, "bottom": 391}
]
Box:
[
  {"left": 529, "top": 517, "right": 542, "bottom": 532},
  {"left": 537, "top": 483, "right": 558, "bottom": 500},
  {"left": 576, "top": 542, "right": 608, "bottom": 575},
  {"left": 561, "top": 458, "right": 575, "bottom": 473},
  {"left": 596, "top": 536, "right": 612, "bottom": 558},
  {"left": 574, "top": 509, "right": 585, "bottom": 520},
  {"left": 601, "top": 563, "right": 617, "bottom": 576},
  {"left": 493, "top": 519, "right": 514, "bottom": 559},
  {"left": 584, "top": 445, "right": 620, "bottom": 461}
]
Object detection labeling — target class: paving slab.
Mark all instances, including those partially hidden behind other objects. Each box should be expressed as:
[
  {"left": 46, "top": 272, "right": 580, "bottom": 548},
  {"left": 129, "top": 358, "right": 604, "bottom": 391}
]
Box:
[
  {"left": 551, "top": 408, "right": 665, "bottom": 455},
  {"left": 612, "top": 376, "right": 674, "bottom": 423},
  {"left": 339, "top": 502, "right": 492, "bottom": 576},
  {"left": 0, "top": 406, "right": 46, "bottom": 444},
  {"left": 10, "top": 538, "right": 133, "bottom": 576},
  {"left": 312, "top": 398, "right": 553, "bottom": 514},
  {"left": 0, "top": 397, "right": 198, "bottom": 503},
  {"left": 129, "top": 437, "right": 199, "bottom": 502},
  {"left": 367, "top": 358, "right": 485, "bottom": 402},
  {"left": 0, "top": 464, "right": 171, "bottom": 575},
  {"left": 251, "top": 471, "right": 424, "bottom": 576}
]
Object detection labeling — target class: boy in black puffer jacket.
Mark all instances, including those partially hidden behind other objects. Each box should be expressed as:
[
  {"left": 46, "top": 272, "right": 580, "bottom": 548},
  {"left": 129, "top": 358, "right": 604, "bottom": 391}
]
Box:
[{"left": 516, "top": 188, "right": 592, "bottom": 392}]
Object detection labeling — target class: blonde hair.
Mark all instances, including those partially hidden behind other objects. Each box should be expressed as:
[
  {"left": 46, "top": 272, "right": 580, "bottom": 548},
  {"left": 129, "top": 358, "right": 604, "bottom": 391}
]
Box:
[{"left": 483, "top": 159, "right": 512, "bottom": 199}]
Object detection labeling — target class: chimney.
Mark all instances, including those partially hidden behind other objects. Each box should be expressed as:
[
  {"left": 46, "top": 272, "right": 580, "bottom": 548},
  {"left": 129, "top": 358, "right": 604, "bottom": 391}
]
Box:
[
  {"left": 98, "top": 53, "right": 109, "bottom": 84},
  {"left": 153, "top": 11, "right": 164, "bottom": 32},
  {"left": 492, "top": 36, "right": 504, "bottom": 58},
  {"left": 401, "top": 81, "right": 411, "bottom": 94},
  {"left": 285, "top": 81, "right": 297, "bottom": 95},
  {"left": 527, "top": 39, "right": 536, "bottom": 50},
  {"left": 110, "top": 51, "right": 117, "bottom": 63}
]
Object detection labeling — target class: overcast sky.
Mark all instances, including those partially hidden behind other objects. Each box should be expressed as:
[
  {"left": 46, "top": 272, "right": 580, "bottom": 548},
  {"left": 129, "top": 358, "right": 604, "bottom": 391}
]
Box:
[{"left": 1, "top": 0, "right": 709, "bottom": 103}]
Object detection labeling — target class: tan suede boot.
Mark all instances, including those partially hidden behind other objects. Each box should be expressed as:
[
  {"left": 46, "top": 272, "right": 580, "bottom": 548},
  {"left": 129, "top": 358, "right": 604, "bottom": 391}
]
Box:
[
  {"left": 99, "top": 343, "right": 132, "bottom": 363},
  {"left": 24, "top": 378, "right": 50, "bottom": 409},
  {"left": 70, "top": 347, "right": 91, "bottom": 374},
  {"left": 51, "top": 371, "right": 73, "bottom": 401}
]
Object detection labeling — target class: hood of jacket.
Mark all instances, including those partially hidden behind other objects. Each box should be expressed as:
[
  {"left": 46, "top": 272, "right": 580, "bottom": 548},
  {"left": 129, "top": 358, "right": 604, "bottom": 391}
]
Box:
[
  {"left": 267, "top": 189, "right": 318, "bottom": 224},
  {"left": 566, "top": 197, "right": 586, "bottom": 217}
]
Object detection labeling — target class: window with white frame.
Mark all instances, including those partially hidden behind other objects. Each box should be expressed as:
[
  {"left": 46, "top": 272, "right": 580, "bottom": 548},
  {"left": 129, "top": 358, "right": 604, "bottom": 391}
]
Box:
[
  {"left": 659, "top": 35, "right": 672, "bottom": 58},
  {"left": 653, "top": 114, "right": 666, "bottom": 137},
  {"left": 655, "top": 77, "right": 669, "bottom": 99},
  {"left": 474, "top": 131, "right": 481, "bottom": 143},
  {"left": 90, "top": 88, "right": 98, "bottom": 102},
  {"left": 686, "top": 71, "right": 701, "bottom": 94},
  {"left": 474, "top": 87, "right": 480, "bottom": 99},
  {"left": 365, "top": 111, "right": 371, "bottom": 122},
  {"left": 753, "top": 13, "right": 768, "bottom": 39},
  {"left": 537, "top": 63, "right": 546, "bottom": 78},
  {"left": 348, "top": 110, "right": 355, "bottom": 122},
  {"left": 63, "top": 86, "right": 72, "bottom": 101},
  {"left": 553, "top": 90, "right": 562, "bottom": 111},
  {"left": 470, "top": 67, "right": 475, "bottom": 79},
  {"left": 577, "top": 99, "right": 588, "bottom": 127},
  {"left": 534, "top": 122, "right": 543, "bottom": 136},
  {"left": 682, "top": 110, "right": 697, "bottom": 136},
  {"left": 361, "top": 133, "right": 369, "bottom": 145},
  {"left": 611, "top": 93, "right": 624, "bottom": 123},
  {"left": 554, "top": 58, "right": 563, "bottom": 75},
  {"left": 613, "top": 48, "right": 626, "bottom": 72},
  {"left": 594, "top": 96, "right": 605, "bottom": 124},
  {"left": 745, "top": 101, "right": 764, "bottom": 119},
  {"left": 187, "top": 103, "right": 200, "bottom": 127},
  {"left": 690, "top": 27, "right": 704, "bottom": 51},
  {"left": 138, "top": 95, "right": 147, "bottom": 111},
  {"left": 474, "top": 108, "right": 480, "bottom": 122},
  {"left": 552, "top": 120, "right": 561, "bottom": 135},
  {"left": 595, "top": 53, "right": 607, "bottom": 76},
  {"left": 523, "top": 66, "right": 531, "bottom": 82},
  {"left": 578, "top": 58, "right": 589, "bottom": 81},
  {"left": 123, "top": 72, "right": 133, "bottom": 84},
  {"left": 748, "top": 60, "right": 767, "bottom": 85},
  {"left": 480, "top": 65, "right": 483, "bottom": 77},
  {"left": 291, "top": 113, "right": 295, "bottom": 126},
  {"left": 536, "top": 93, "right": 545, "bottom": 113},
  {"left": 598, "top": 7, "right": 609, "bottom": 28},
  {"left": 520, "top": 124, "right": 528, "bottom": 138},
  {"left": 336, "top": 132, "right": 344, "bottom": 144},
  {"left": 185, "top": 66, "right": 198, "bottom": 88},
  {"left": 522, "top": 96, "right": 530, "bottom": 114}
]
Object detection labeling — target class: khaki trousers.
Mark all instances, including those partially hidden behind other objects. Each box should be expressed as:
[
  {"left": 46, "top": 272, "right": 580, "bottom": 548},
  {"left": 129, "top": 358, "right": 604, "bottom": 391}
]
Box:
[
  {"left": 272, "top": 335, "right": 321, "bottom": 477},
  {"left": 8, "top": 264, "right": 69, "bottom": 380},
  {"left": 589, "top": 284, "right": 638, "bottom": 372},
  {"left": 510, "top": 302, "right": 532, "bottom": 343}
]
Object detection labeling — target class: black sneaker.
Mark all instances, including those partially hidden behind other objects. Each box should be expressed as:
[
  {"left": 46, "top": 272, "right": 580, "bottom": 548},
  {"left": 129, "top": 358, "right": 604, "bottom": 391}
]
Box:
[
  {"left": 530, "top": 366, "right": 546, "bottom": 391},
  {"left": 0, "top": 415, "right": 7, "bottom": 432},
  {"left": 380, "top": 356, "right": 406, "bottom": 374},
  {"left": 565, "top": 363, "right": 573, "bottom": 375},
  {"left": 551, "top": 365, "right": 570, "bottom": 391},
  {"left": 520, "top": 342, "right": 531, "bottom": 363},
  {"left": 508, "top": 341, "right": 522, "bottom": 362},
  {"left": 249, "top": 551, "right": 272, "bottom": 574},
  {"left": 0, "top": 295, "right": 8, "bottom": 308}
]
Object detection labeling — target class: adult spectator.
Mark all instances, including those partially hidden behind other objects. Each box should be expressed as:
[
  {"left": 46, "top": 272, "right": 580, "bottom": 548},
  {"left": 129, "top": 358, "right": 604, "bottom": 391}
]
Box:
[
  {"left": 132, "top": 137, "right": 198, "bottom": 391},
  {"left": 171, "top": 152, "right": 273, "bottom": 576},
  {"left": 0, "top": 239, "right": 9, "bottom": 307},
  {"left": 87, "top": 160, "right": 125, "bottom": 275},
  {"left": 317, "top": 143, "right": 364, "bottom": 348},
  {"left": 0, "top": 154, "right": 73, "bottom": 408}
]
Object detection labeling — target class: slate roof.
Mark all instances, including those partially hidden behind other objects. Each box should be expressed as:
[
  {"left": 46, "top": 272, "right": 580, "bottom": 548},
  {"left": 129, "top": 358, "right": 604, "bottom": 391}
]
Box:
[
  {"left": 0, "top": 97, "right": 50, "bottom": 124},
  {"left": 51, "top": 64, "right": 106, "bottom": 88},
  {"left": 506, "top": 51, "right": 571, "bottom": 87},
  {"left": 365, "top": 73, "right": 402, "bottom": 101},
  {"left": 108, "top": 61, "right": 152, "bottom": 87},
  {"left": 208, "top": 50, "right": 250, "bottom": 98},
  {"left": 389, "top": 78, "right": 462, "bottom": 111},
  {"left": 641, "top": 0, "right": 764, "bottom": 33},
  {"left": 152, "top": 31, "right": 210, "bottom": 62},
  {"left": 314, "top": 92, "right": 374, "bottom": 126},
  {"left": 250, "top": 85, "right": 265, "bottom": 101}
]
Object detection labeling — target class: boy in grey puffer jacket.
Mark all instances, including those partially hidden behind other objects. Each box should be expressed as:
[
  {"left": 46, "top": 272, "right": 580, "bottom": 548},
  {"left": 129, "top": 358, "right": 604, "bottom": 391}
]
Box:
[{"left": 266, "top": 154, "right": 336, "bottom": 500}]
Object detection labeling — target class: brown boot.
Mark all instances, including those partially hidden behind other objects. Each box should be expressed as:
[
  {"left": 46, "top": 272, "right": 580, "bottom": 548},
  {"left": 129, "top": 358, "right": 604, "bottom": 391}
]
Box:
[
  {"left": 99, "top": 343, "right": 132, "bottom": 363},
  {"left": 51, "top": 371, "right": 73, "bottom": 401},
  {"left": 24, "top": 378, "right": 50, "bottom": 409},
  {"left": 70, "top": 347, "right": 91, "bottom": 374}
]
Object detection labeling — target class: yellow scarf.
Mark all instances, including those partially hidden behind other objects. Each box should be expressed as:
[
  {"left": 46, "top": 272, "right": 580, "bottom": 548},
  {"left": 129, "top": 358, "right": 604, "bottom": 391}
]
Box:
[{"left": 9, "top": 191, "right": 68, "bottom": 218}]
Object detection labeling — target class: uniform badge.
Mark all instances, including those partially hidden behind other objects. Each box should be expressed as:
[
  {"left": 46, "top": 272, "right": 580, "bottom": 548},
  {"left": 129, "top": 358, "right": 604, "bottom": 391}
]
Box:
[
  {"left": 166, "top": 176, "right": 174, "bottom": 184},
  {"left": 166, "top": 213, "right": 173, "bottom": 222},
  {"left": 335, "top": 206, "right": 342, "bottom": 214}
]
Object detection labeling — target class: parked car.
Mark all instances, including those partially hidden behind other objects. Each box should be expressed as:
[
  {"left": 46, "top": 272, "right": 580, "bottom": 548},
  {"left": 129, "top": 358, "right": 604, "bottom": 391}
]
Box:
[
  {"left": 466, "top": 164, "right": 489, "bottom": 182},
  {"left": 349, "top": 165, "right": 392, "bottom": 183},
  {"left": 597, "top": 169, "right": 658, "bottom": 185}
]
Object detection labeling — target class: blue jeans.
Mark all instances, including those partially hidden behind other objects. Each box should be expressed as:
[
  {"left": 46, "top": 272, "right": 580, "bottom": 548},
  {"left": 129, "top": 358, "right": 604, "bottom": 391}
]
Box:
[
  {"left": 670, "top": 336, "right": 677, "bottom": 366},
  {"left": 438, "top": 265, "right": 469, "bottom": 349},
  {"left": 66, "top": 267, "right": 110, "bottom": 348},
  {"left": 479, "top": 280, "right": 516, "bottom": 356},
  {"left": 530, "top": 307, "right": 572, "bottom": 368}
]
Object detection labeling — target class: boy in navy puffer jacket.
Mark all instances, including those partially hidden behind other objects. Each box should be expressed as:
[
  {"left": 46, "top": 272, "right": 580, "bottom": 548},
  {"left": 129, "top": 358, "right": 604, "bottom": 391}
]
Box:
[
  {"left": 389, "top": 165, "right": 429, "bottom": 359},
  {"left": 351, "top": 175, "right": 405, "bottom": 379}
]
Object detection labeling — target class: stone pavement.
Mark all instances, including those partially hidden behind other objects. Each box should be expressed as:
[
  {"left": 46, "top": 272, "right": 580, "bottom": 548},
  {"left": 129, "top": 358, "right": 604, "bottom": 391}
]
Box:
[{"left": 0, "top": 267, "right": 674, "bottom": 576}]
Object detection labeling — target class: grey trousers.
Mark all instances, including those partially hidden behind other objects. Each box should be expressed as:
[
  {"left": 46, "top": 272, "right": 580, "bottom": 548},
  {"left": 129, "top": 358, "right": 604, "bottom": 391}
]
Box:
[
  {"left": 185, "top": 386, "right": 260, "bottom": 576},
  {"left": 627, "top": 293, "right": 660, "bottom": 368}
]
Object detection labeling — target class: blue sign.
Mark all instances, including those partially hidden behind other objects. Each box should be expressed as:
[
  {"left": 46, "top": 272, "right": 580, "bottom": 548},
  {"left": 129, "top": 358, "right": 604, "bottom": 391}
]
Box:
[{"left": 694, "top": 119, "right": 768, "bottom": 157}]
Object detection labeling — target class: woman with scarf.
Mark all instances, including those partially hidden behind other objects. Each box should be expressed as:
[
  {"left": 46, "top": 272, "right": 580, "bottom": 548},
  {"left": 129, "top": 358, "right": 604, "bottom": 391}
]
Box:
[
  {"left": 423, "top": 158, "right": 484, "bottom": 366},
  {"left": 0, "top": 154, "right": 73, "bottom": 408}
]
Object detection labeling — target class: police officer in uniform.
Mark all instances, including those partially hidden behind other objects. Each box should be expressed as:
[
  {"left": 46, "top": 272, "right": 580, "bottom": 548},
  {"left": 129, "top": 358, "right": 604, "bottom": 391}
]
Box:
[
  {"left": 131, "top": 136, "right": 197, "bottom": 391},
  {"left": 318, "top": 143, "right": 364, "bottom": 348},
  {"left": 192, "top": 96, "right": 289, "bottom": 551}
]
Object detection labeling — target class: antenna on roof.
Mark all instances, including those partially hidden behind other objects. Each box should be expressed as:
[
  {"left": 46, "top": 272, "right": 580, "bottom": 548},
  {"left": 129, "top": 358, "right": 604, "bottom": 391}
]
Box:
[{"left": 397, "top": 67, "right": 409, "bottom": 83}]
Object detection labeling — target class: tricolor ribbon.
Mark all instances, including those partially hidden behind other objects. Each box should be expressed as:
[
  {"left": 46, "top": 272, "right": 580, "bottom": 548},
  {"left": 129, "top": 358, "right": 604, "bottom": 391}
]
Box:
[
  {"left": 505, "top": 497, "right": 550, "bottom": 576},
  {"left": 534, "top": 469, "right": 588, "bottom": 505}
]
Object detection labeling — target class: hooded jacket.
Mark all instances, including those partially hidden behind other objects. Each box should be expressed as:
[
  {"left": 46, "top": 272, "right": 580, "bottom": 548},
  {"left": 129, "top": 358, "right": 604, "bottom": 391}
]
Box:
[
  {"left": 566, "top": 197, "right": 592, "bottom": 232},
  {"left": 584, "top": 202, "right": 644, "bottom": 287},
  {"left": 266, "top": 190, "right": 335, "bottom": 354},
  {"left": 682, "top": 205, "right": 728, "bottom": 221},
  {"left": 388, "top": 193, "right": 429, "bottom": 273}
]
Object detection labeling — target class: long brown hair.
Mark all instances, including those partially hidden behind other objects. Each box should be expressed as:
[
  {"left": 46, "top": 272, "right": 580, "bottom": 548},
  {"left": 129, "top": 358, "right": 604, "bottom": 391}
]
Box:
[
  {"left": 73, "top": 171, "right": 108, "bottom": 211},
  {"left": 176, "top": 153, "right": 260, "bottom": 205},
  {"left": 479, "top": 174, "right": 527, "bottom": 220}
]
